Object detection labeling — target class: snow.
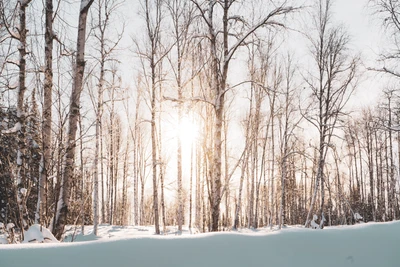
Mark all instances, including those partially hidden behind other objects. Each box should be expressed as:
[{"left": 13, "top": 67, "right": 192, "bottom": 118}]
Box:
[
  {"left": 17, "top": 150, "right": 22, "bottom": 166},
  {"left": 2, "top": 122, "right": 21, "bottom": 134},
  {"left": 22, "top": 224, "right": 58, "bottom": 243},
  {"left": 6, "top": 223, "right": 15, "bottom": 231},
  {"left": 0, "top": 223, "right": 6, "bottom": 244},
  {"left": 31, "top": 139, "right": 39, "bottom": 149},
  {"left": 0, "top": 222, "right": 399, "bottom": 267},
  {"left": 20, "top": 188, "right": 27, "bottom": 196},
  {"left": 311, "top": 214, "right": 319, "bottom": 229},
  {"left": 0, "top": 119, "right": 8, "bottom": 129},
  {"left": 354, "top": 212, "right": 363, "bottom": 221}
]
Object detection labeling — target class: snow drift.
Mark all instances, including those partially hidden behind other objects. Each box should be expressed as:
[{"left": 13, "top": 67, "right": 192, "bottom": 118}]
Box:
[
  {"left": 0, "top": 221, "right": 399, "bottom": 267},
  {"left": 22, "top": 224, "right": 58, "bottom": 243}
]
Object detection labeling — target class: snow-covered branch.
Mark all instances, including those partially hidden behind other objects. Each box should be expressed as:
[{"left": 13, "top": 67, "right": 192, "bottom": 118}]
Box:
[{"left": 1, "top": 122, "right": 21, "bottom": 134}]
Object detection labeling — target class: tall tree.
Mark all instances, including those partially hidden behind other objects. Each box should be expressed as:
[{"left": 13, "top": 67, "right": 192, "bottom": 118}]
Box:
[
  {"left": 36, "top": 0, "right": 54, "bottom": 227},
  {"left": 303, "top": 0, "right": 358, "bottom": 229},
  {"left": 136, "top": 0, "right": 167, "bottom": 234},
  {"left": 278, "top": 54, "right": 301, "bottom": 229},
  {"left": 166, "top": 0, "right": 194, "bottom": 233},
  {"left": 91, "top": 0, "right": 123, "bottom": 234},
  {"left": 191, "top": 0, "right": 296, "bottom": 232},
  {"left": 53, "top": 0, "right": 95, "bottom": 240}
]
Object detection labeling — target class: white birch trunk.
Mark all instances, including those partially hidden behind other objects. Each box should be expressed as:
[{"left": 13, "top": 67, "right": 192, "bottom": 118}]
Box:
[
  {"left": 53, "top": 0, "right": 94, "bottom": 240},
  {"left": 36, "top": 0, "right": 53, "bottom": 226}
]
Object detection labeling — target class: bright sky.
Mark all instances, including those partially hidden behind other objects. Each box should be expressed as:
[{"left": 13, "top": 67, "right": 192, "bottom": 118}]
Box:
[
  {"left": 334, "top": 0, "right": 384, "bottom": 107},
  {"left": 117, "top": 0, "right": 388, "bottom": 109},
  {"left": 335, "top": 0, "right": 379, "bottom": 52}
]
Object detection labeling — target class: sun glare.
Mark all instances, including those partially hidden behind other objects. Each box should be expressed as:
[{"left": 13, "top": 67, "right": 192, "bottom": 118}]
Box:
[{"left": 177, "top": 116, "right": 199, "bottom": 147}]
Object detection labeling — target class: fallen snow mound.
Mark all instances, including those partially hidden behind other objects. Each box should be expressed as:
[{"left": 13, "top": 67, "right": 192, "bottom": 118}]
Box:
[
  {"left": 0, "top": 221, "right": 399, "bottom": 267},
  {"left": 22, "top": 224, "right": 59, "bottom": 243}
]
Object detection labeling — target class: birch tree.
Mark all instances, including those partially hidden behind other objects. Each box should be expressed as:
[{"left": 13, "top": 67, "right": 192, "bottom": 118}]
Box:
[
  {"left": 36, "top": 0, "right": 53, "bottom": 227},
  {"left": 166, "top": 0, "right": 195, "bottom": 233},
  {"left": 136, "top": 0, "right": 167, "bottom": 234},
  {"left": 90, "top": 0, "right": 123, "bottom": 235},
  {"left": 52, "top": 0, "right": 95, "bottom": 240},
  {"left": 277, "top": 54, "right": 301, "bottom": 229},
  {"left": 303, "top": 0, "right": 358, "bottom": 229},
  {"left": 191, "top": 0, "right": 296, "bottom": 232}
]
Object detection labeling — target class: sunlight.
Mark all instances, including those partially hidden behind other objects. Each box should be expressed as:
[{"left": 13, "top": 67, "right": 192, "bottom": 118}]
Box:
[{"left": 177, "top": 115, "right": 199, "bottom": 148}]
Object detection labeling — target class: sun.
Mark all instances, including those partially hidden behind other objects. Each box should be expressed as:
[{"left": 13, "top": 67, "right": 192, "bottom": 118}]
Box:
[{"left": 177, "top": 115, "right": 199, "bottom": 148}]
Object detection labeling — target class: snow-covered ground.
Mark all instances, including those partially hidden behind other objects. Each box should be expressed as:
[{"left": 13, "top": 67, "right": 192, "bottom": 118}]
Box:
[{"left": 0, "top": 221, "right": 399, "bottom": 267}]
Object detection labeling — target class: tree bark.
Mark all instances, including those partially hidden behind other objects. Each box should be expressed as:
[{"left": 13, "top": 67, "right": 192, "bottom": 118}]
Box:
[
  {"left": 37, "top": 0, "right": 53, "bottom": 227},
  {"left": 53, "top": 0, "right": 94, "bottom": 240}
]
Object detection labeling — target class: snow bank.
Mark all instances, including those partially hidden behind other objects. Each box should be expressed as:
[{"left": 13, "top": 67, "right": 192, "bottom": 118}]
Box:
[
  {"left": 22, "top": 224, "right": 58, "bottom": 243},
  {"left": 0, "top": 221, "right": 399, "bottom": 267}
]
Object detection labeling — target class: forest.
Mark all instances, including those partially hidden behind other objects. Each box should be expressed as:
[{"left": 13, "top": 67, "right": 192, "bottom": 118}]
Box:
[{"left": 0, "top": 0, "right": 400, "bottom": 242}]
